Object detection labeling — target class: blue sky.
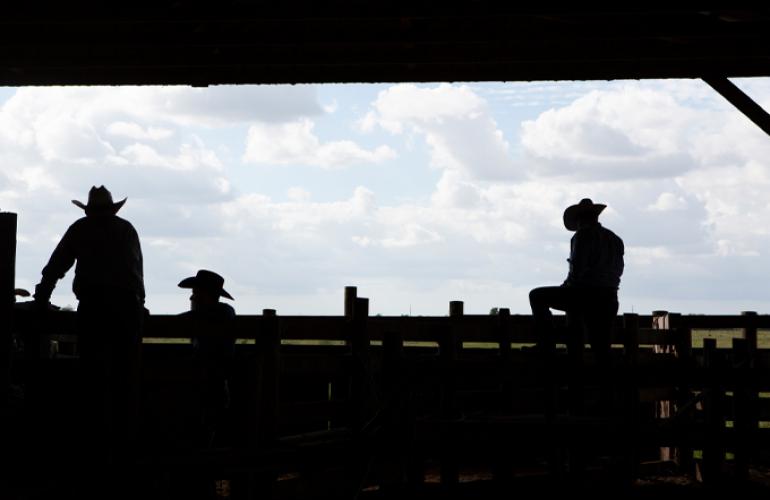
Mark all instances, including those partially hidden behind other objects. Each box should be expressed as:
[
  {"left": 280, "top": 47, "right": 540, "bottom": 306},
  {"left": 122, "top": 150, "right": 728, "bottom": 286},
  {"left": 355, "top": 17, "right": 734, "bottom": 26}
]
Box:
[{"left": 2, "top": 79, "right": 770, "bottom": 315}]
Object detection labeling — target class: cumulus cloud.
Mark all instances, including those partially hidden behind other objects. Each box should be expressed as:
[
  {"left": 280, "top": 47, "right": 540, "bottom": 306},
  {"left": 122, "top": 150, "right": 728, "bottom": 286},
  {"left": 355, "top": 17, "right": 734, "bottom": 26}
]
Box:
[
  {"left": 242, "top": 119, "right": 396, "bottom": 168},
  {"left": 521, "top": 84, "right": 706, "bottom": 180},
  {"left": 0, "top": 85, "right": 329, "bottom": 212},
  {"left": 362, "top": 83, "right": 520, "bottom": 181},
  {"left": 648, "top": 192, "right": 687, "bottom": 211},
  {"left": 106, "top": 121, "right": 174, "bottom": 141}
]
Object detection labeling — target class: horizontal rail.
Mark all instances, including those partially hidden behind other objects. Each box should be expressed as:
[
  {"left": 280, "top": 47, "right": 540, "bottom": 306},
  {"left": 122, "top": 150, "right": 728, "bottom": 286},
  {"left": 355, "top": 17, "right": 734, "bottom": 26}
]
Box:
[{"left": 14, "top": 310, "right": 770, "bottom": 348}]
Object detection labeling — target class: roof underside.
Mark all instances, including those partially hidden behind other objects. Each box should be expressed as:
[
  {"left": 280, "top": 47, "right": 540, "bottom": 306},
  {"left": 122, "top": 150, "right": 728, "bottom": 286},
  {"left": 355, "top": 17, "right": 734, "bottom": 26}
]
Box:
[{"left": 1, "top": 5, "right": 770, "bottom": 86}]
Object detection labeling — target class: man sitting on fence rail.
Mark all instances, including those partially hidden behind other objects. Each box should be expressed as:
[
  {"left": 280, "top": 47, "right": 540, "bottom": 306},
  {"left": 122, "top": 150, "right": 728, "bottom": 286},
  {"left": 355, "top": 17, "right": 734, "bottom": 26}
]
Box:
[{"left": 529, "top": 198, "right": 624, "bottom": 414}]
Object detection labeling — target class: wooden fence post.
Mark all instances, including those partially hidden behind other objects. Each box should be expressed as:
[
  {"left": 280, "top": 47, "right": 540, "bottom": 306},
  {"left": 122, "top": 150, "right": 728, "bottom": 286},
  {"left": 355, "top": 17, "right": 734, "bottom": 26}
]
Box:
[
  {"left": 741, "top": 311, "right": 758, "bottom": 362},
  {"left": 621, "top": 313, "right": 640, "bottom": 483},
  {"left": 732, "top": 337, "right": 753, "bottom": 482},
  {"left": 382, "top": 325, "right": 408, "bottom": 493},
  {"left": 497, "top": 308, "right": 513, "bottom": 412},
  {"left": 442, "top": 301, "right": 463, "bottom": 417},
  {"left": 344, "top": 286, "right": 357, "bottom": 319},
  {"left": 492, "top": 308, "right": 513, "bottom": 485},
  {"left": 537, "top": 307, "right": 557, "bottom": 426},
  {"left": 246, "top": 309, "right": 280, "bottom": 452},
  {"left": 439, "top": 301, "right": 462, "bottom": 489},
  {"left": 259, "top": 309, "right": 280, "bottom": 446},
  {"left": 651, "top": 310, "right": 674, "bottom": 462},
  {"left": 243, "top": 309, "right": 280, "bottom": 500},
  {"left": 338, "top": 285, "right": 357, "bottom": 429},
  {"left": 739, "top": 311, "right": 760, "bottom": 468},
  {"left": 350, "top": 297, "right": 370, "bottom": 431},
  {"left": 667, "top": 312, "right": 695, "bottom": 476},
  {"left": 702, "top": 338, "right": 725, "bottom": 485},
  {"left": 0, "top": 212, "right": 17, "bottom": 409}
]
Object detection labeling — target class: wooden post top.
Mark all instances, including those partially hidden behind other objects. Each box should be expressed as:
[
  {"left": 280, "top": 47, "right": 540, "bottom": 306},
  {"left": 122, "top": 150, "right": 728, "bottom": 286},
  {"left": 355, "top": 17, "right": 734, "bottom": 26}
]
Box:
[
  {"left": 344, "top": 286, "right": 357, "bottom": 319},
  {"left": 449, "top": 301, "right": 464, "bottom": 317}
]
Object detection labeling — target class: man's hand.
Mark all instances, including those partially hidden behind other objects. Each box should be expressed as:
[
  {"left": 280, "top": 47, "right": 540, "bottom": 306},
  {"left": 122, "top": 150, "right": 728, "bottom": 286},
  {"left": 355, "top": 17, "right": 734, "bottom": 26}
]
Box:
[
  {"left": 33, "top": 282, "right": 55, "bottom": 310},
  {"left": 32, "top": 297, "right": 51, "bottom": 311}
]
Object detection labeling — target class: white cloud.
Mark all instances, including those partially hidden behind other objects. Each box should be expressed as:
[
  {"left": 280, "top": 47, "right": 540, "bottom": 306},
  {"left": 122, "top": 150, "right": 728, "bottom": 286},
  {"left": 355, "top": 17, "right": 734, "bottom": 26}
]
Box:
[
  {"left": 322, "top": 99, "right": 338, "bottom": 114},
  {"left": 106, "top": 121, "right": 174, "bottom": 141},
  {"left": 0, "top": 84, "right": 328, "bottom": 215},
  {"left": 431, "top": 171, "right": 484, "bottom": 209},
  {"left": 381, "top": 224, "right": 442, "bottom": 248},
  {"left": 364, "top": 83, "right": 520, "bottom": 180},
  {"left": 521, "top": 84, "right": 705, "bottom": 180},
  {"left": 287, "top": 187, "right": 311, "bottom": 202},
  {"left": 242, "top": 119, "right": 396, "bottom": 168},
  {"left": 648, "top": 192, "right": 687, "bottom": 211},
  {"left": 35, "top": 116, "right": 116, "bottom": 164},
  {"left": 119, "top": 138, "right": 222, "bottom": 171}
]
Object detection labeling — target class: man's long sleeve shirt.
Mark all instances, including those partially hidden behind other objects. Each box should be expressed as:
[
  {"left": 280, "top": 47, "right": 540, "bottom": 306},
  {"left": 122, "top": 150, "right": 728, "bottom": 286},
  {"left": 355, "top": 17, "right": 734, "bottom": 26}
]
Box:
[
  {"left": 37, "top": 215, "right": 145, "bottom": 302},
  {"left": 564, "top": 223, "right": 624, "bottom": 289}
]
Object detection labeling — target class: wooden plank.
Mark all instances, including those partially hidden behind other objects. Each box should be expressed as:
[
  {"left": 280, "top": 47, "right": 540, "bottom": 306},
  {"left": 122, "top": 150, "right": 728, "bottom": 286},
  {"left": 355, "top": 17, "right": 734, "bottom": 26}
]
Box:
[
  {"left": 0, "top": 212, "right": 16, "bottom": 408},
  {"left": 279, "top": 400, "right": 350, "bottom": 425},
  {"left": 703, "top": 77, "right": 770, "bottom": 138},
  {"left": 732, "top": 337, "right": 753, "bottom": 481},
  {"left": 440, "top": 300, "right": 462, "bottom": 489},
  {"left": 281, "top": 353, "right": 350, "bottom": 377},
  {"left": 756, "top": 397, "right": 770, "bottom": 420},
  {"left": 11, "top": 311, "right": 667, "bottom": 344},
  {"left": 620, "top": 313, "right": 641, "bottom": 483},
  {"left": 344, "top": 286, "right": 357, "bottom": 319},
  {"left": 280, "top": 316, "right": 348, "bottom": 341},
  {"left": 701, "top": 338, "right": 725, "bottom": 485},
  {"left": 368, "top": 317, "right": 447, "bottom": 343},
  {"left": 258, "top": 309, "right": 280, "bottom": 446},
  {"left": 18, "top": 312, "right": 770, "bottom": 343},
  {"left": 680, "top": 315, "right": 770, "bottom": 330},
  {"left": 496, "top": 309, "right": 514, "bottom": 415},
  {"left": 350, "top": 297, "right": 370, "bottom": 430},
  {"left": 639, "top": 387, "right": 678, "bottom": 403},
  {"left": 12, "top": 309, "right": 78, "bottom": 334},
  {"left": 142, "top": 359, "right": 198, "bottom": 382}
]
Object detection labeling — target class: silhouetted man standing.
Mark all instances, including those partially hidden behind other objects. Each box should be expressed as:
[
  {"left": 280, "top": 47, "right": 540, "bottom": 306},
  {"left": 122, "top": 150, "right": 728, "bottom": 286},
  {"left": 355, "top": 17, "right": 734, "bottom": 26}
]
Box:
[
  {"left": 529, "top": 198, "right": 624, "bottom": 413},
  {"left": 33, "top": 186, "right": 144, "bottom": 480},
  {"left": 178, "top": 270, "right": 236, "bottom": 498},
  {"left": 178, "top": 269, "right": 235, "bottom": 448}
]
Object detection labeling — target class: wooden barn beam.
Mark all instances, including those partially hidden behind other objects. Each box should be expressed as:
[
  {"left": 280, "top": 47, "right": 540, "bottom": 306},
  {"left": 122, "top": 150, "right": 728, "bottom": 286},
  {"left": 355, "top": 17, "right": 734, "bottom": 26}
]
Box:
[{"left": 703, "top": 76, "right": 770, "bottom": 137}]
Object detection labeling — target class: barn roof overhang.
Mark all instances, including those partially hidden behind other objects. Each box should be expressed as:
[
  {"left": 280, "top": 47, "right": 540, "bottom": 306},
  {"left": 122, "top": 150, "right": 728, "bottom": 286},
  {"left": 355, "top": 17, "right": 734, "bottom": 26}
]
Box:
[{"left": 0, "top": 4, "right": 769, "bottom": 133}]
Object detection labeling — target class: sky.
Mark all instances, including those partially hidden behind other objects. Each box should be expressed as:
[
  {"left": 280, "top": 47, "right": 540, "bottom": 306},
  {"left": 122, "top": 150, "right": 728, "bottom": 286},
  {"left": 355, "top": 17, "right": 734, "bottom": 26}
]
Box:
[{"left": 1, "top": 79, "right": 770, "bottom": 316}]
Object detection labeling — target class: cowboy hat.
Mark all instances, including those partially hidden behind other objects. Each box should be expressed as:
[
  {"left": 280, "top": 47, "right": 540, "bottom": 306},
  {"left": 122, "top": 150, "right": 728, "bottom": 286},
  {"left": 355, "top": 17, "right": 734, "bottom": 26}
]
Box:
[
  {"left": 72, "top": 186, "right": 126, "bottom": 215},
  {"left": 178, "top": 269, "right": 234, "bottom": 300},
  {"left": 563, "top": 198, "right": 606, "bottom": 231}
]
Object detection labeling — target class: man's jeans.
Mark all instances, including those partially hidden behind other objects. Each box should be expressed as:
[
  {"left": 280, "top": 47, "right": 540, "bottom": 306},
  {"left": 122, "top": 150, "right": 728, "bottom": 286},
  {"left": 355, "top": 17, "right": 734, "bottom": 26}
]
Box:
[{"left": 529, "top": 285, "right": 618, "bottom": 414}]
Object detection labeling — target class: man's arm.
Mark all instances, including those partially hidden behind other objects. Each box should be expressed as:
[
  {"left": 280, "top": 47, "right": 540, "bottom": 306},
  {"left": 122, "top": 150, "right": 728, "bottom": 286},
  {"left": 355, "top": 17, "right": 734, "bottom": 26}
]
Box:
[
  {"left": 563, "top": 231, "right": 590, "bottom": 286},
  {"left": 34, "top": 226, "right": 77, "bottom": 303},
  {"left": 129, "top": 224, "right": 145, "bottom": 303}
]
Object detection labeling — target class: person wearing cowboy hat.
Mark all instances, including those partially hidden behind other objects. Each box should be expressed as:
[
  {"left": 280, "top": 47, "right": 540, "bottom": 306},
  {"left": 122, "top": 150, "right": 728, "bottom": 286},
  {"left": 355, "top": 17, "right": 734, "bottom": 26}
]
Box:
[
  {"left": 32, "top": 185, "right": 144, "bottom": 473},
  {"left": 178, "top": 270, "right": 236, "bottom": 451},
  {"left": 34, "top": 185, "right": 144, "bottom": 307},
  {"left": 529, "top": 198, "right": 624, "bottom": 414},
  {"left": 178, "top": 269, "right": 235, "bottom": 321}
]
